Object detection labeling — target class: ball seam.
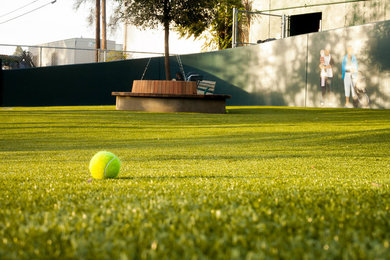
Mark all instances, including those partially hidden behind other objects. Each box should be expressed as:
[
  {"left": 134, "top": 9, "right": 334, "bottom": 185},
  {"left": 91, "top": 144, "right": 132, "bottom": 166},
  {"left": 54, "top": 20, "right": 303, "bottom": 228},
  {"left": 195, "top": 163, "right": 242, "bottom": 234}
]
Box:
[{"left": 104, "top": 157, "right": 116, "bottom": 178}]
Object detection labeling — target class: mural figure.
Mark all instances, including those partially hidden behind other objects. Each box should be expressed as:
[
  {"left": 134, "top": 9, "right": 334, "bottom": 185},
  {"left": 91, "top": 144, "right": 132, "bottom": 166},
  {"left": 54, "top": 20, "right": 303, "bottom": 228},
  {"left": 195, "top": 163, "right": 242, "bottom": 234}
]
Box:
[
  {"left": 342, "top": 46, "right": 358, "bottom": 108},
  {"left": 320, "top": 50, "right": 326, "bottom": 88},
  {"left": 319, "top": 48, "right": 333, "bottom": 106}
]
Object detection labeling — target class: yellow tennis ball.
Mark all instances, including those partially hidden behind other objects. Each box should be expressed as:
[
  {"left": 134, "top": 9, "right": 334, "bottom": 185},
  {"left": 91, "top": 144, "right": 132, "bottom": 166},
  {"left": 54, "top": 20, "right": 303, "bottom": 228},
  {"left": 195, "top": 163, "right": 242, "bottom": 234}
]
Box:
[{"left": 89, "top": 151, "right": 121, "bottom": 179}]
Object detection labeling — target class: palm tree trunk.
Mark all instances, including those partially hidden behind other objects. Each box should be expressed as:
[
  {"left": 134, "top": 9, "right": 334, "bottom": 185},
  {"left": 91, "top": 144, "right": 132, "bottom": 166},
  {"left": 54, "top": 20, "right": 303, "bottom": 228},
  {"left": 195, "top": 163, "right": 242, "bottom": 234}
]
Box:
[
  {"left": 163, "top": 0, "right": 171, "bottom": 80},
  {"left": 101, "top": 0, "right": 107, "bottom": 51},
  {"left": 164, "top": 21, "right": 171, "bottom": 80},
  {"left": 95, "top": 0, "right": 101, "bottom": 62}
]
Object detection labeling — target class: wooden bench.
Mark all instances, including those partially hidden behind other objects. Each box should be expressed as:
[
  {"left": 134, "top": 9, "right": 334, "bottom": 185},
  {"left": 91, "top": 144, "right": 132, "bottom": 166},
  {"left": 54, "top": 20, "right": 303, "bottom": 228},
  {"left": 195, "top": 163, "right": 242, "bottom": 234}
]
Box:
[
  {"left": 112, "top": 92, "right": 231, "bottom": 114},
  {"left": 197, "top": 80, "right": 216, "bottom": 95}
]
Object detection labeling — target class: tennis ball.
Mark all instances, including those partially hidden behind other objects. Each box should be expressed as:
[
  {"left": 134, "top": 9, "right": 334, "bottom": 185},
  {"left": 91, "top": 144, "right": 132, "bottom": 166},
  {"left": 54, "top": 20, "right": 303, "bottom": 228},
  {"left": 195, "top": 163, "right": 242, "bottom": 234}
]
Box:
[{"left": 89, "top": 151, "right": 121, "bottom": 179}]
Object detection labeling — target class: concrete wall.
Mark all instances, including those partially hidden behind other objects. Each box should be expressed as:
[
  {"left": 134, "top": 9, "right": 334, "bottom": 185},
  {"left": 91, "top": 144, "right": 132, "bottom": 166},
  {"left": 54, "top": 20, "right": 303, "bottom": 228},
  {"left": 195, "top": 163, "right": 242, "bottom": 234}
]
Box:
[
  {"left": 249, "top": 0, "right": 389, "bottom": 43},
  {"left": 180, "top": 35, "right": 307, "bottom": 106},
  {"left": 179, "top": 20, "right": 390, "bottom": 108},
  {"left": 306, "top": 20, "right": 390, "bottom": 108}
]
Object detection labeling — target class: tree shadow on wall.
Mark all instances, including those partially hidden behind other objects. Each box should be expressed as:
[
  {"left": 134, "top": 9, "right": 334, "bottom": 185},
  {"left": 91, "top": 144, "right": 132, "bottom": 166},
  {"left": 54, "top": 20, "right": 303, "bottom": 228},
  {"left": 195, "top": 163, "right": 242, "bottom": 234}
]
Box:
[
  {"left": 366, "top": 21, "right": 390, "bottom": 71},
  {"left": 247, "top": 36, "right": 309, "bottom": 107},
  {"left": 358, "top": 21, "right": 390, "bottom": 109},
  {"left": 172, "top": 43, "right": 306, "bottom": 106},
  {"left": 168, "top": 59, "right": 286, "bottom": 106},
  {"left": 345, "top": 0, "right": 384, "bottom": 27}
]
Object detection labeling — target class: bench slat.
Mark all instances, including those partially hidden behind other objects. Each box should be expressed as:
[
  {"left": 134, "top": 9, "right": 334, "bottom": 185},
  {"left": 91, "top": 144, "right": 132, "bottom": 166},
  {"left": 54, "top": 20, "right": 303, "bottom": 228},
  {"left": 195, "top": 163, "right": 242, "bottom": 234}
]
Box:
[{"left": 197, "top": 80, "right": 216, "bottom": 95}]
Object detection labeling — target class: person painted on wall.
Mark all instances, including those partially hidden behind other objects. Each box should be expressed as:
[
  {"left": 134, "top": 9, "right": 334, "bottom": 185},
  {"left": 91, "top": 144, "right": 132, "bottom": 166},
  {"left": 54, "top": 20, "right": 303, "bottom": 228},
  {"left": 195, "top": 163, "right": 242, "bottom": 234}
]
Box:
[
  {"left": 320, "top": 50, "right": 327, "bottom": 88},
  {"left": 319, "top": 48, "right": 333, "bottom": 106},
  {"left": 342, "top": 46, "right": 358, "bottom": 108}
]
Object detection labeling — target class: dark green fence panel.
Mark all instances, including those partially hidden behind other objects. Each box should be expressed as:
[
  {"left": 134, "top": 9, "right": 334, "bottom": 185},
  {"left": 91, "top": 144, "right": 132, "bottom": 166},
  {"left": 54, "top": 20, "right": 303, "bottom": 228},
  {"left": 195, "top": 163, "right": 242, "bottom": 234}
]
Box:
[
  {"left": 1, "top": 57, "right": 164, "bottom": 107},
  {"left": 0, "top": 59, "right": 3, "bottom": 107}
]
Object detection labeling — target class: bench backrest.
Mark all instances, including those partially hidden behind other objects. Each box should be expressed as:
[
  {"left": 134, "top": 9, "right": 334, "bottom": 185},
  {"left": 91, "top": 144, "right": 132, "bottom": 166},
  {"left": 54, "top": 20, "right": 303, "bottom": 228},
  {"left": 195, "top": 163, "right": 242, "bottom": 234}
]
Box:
[{"left": 197, "top": 80, "right": 216, "bottom": 95}]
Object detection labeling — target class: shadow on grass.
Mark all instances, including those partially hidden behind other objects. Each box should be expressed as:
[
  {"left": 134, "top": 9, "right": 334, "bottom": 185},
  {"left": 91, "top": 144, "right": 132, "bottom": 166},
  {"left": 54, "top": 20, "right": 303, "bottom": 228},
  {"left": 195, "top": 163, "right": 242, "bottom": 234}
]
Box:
[
  {"left": 1, "top": 107, "right": 389, "bottom": 127},
  {"left": 1, "top": 106, "right": 387, "bottom": 116},
  {"left": 1, "top": 127, "right": 389, "bottom": 153},
  {"left": 117, "top": 175, "right": 274, "bottom": 180}
]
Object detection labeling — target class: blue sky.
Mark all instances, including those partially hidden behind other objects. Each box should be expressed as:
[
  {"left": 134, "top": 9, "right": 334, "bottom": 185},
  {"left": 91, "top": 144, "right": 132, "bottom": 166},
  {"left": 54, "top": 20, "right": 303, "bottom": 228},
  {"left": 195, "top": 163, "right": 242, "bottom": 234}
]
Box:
[{"left": 0, "top": 0, "right": 123, "bottom": 53}]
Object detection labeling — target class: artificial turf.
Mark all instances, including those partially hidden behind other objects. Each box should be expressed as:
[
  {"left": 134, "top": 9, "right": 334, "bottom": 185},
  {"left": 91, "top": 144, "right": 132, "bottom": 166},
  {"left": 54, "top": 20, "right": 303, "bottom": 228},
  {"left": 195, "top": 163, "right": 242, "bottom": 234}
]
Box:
[{"left": 0, "top": 106, "right": 389, "bottom": 259}]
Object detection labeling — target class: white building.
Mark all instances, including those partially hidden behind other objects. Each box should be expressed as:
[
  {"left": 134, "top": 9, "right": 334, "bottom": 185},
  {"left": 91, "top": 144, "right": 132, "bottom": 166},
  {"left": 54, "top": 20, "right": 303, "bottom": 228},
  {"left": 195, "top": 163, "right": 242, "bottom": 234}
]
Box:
[{"left": 30, "top": 38, "right": 123, "bottom": 67}]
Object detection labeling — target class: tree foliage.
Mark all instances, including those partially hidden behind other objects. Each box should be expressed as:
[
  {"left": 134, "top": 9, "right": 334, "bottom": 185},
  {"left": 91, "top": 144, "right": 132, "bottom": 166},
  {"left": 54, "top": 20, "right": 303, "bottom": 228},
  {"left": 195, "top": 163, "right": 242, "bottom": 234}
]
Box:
[
  {"left": 13, "top": 46, "right": 24, "bottom": 56},
  {"left": 115, "top": 0, "right": 213, "bottom": 80},
  {"left": 211, "top": 0, "right": 244, "bottom": 50},
  {"left": 178, "top": 0, "right": 250, "bottom": 50},
  {"left": 116, "top": 0, "right": 213, "bottom": 30}
]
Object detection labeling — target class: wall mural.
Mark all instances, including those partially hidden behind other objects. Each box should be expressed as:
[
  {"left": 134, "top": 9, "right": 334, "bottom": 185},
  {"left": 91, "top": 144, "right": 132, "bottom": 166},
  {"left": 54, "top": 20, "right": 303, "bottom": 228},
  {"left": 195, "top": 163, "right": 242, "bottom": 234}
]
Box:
[
  {"left": 318, "top": 46, "right": 369, "bottom": 108},
  {"left": 305, "top": 20, "right": 389, "bottom": 109},
  {"left": 319, "top": 48, "right": 333, "bottom": 107}
]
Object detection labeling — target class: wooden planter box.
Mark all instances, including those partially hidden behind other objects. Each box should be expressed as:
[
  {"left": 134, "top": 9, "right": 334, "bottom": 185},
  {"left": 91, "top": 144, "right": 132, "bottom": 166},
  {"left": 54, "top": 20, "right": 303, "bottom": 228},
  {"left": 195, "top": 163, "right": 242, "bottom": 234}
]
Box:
[
  {"left": 112, "top": 92, "right": 231, "bottom": 114},
  {"left": 132, "top": 80, "right": 197, "bottom": 95},
  {"left": 112, "top": 80, "right": 231, "bottom": 114}
]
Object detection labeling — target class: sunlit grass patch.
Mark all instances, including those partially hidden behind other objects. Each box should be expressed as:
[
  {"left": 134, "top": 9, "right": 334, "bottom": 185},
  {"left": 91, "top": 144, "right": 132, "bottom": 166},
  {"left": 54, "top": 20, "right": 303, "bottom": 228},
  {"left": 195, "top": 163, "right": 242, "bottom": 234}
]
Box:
[{"left": 0, "top": 106, "right": 390, "bottom": 259}]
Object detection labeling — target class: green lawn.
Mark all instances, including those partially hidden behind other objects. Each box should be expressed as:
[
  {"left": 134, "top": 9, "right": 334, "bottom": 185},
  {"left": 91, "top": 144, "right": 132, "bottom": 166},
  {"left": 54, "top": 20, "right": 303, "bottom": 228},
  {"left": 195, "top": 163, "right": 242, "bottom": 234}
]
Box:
[{"left": 0, "top": 106, "right": 390, "bottom": 259}]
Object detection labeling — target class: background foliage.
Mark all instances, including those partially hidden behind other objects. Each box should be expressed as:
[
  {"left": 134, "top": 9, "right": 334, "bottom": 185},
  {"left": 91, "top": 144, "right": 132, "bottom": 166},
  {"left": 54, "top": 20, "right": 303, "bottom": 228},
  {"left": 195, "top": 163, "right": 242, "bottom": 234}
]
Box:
[{"left": 177, "top": 0, "right": 248, "bottom": 50}]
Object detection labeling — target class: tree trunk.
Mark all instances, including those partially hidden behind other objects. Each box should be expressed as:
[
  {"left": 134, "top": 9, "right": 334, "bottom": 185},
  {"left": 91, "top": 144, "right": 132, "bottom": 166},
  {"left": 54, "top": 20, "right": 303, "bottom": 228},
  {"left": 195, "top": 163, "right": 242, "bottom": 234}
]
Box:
[
  {"left": 101, "top": 0, "right": 107, "bottom": 51},
  {"left": 164, "top": 21, "right": 171, "bottom": 80},
  {"left": 123, "top": 22, "right": 128, "bottom": 54},
  {"left": 95, "top": 0, "right": 101, "bottom": 62}
]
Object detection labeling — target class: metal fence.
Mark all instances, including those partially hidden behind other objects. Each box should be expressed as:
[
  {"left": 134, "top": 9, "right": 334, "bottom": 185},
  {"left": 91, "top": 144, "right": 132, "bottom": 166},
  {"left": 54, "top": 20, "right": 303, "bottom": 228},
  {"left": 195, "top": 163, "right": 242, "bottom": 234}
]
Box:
[{"left": 0, "top": 43, "right": 164, "bottom": 70}]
